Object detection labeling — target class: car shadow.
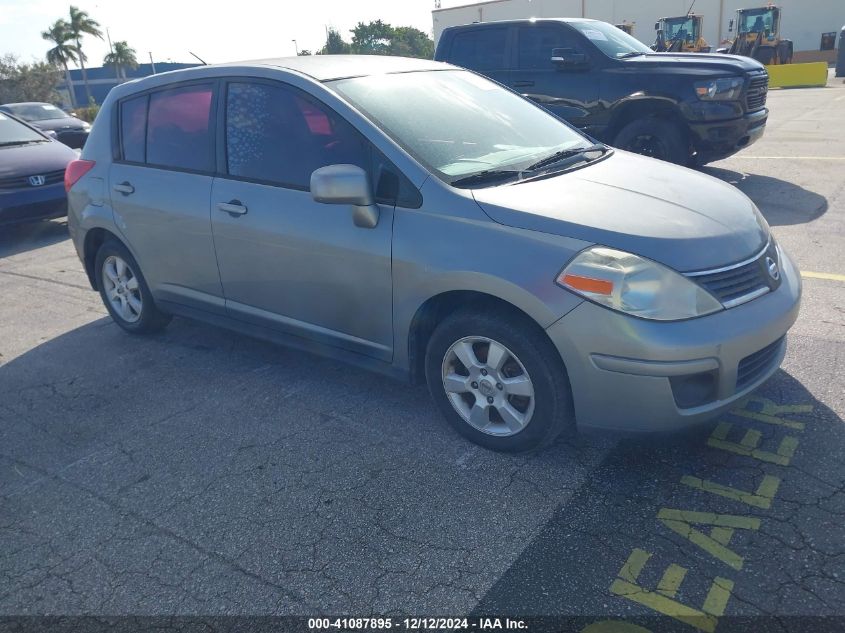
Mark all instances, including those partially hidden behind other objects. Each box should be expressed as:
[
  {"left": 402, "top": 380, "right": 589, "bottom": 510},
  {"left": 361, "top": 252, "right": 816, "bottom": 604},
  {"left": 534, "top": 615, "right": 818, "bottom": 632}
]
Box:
[
  {"left": 0, "top": 218, "right": 69, "bottom": 259},
  {"left": 702, "top": 166, "right": 828, "bottom": 226}
]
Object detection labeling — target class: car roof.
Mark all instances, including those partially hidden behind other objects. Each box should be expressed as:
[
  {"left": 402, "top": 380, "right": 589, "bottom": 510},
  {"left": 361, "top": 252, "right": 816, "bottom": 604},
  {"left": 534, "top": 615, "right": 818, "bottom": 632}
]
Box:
[
  {"left": 445, "top": 17, "right": 597, "bottom": 27},
  {"left": 145, "top": 55, "right": 450, "bottom": 84}
]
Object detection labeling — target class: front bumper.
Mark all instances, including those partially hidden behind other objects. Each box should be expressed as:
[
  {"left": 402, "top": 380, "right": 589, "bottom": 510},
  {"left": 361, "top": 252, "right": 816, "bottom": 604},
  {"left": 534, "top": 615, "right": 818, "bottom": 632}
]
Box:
[
  {"left": 0, "top": 182, "right": 68, "bottom": 226},
  {"left": 546, "top": 246, "right": 801, "bottom": 432},
  {"left": 690, "top": 108, "right": 768, "bottom": 164}
]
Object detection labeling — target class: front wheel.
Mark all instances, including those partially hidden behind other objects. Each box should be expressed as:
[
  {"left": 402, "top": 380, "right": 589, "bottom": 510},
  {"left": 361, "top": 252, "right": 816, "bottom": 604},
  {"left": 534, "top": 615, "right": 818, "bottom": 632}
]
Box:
[
  {"left": 425, "top": 310, "right": 574, "bottom": 453},
  {"left": 94, "top": 239, "right": 171, "bottom": 334},
  {"left": 613, "top": 118, "right": 690, "bottom": 165}
]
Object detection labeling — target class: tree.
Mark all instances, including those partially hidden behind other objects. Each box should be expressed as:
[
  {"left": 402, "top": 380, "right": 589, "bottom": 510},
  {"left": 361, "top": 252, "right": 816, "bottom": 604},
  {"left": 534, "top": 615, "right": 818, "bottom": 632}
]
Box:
[
  {"left": 319, "top": 28, "right": 351, "bottom": 55},
  {"left": 41, "top": 19, "right": 77, "bottom": 107},
  {"left": 389, "top": 26, "right": 435, "bottom": 59},
  {"left": 0, "top": 55, "right": 61, "bottom": 105},
  {"left": 104, "top": 41, "right": 138, "bottom": 81},
  {"left": 350, "top": 19, "right": 394, "bottom": 54},
  {"left": 67, "top": 5, "right": 103, "bottom": 104}
]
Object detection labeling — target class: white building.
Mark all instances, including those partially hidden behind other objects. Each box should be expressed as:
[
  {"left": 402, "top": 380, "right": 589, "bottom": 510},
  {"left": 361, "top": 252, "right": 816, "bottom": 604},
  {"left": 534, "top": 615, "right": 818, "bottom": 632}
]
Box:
[{"left": 433, "top": 0, "right": 844, "bottom": 62}]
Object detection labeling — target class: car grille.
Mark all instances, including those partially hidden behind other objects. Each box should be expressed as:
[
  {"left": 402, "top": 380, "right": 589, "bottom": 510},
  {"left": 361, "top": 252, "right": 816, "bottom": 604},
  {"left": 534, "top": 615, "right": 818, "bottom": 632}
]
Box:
[
  {"left": 686, "top": 241, "right": 780, "bottom": 308},
  {"left": 736, "top": 337, "right": 784, "bottom": 391},
  {"left": 0, "top": 169, "right": 65, "bottom": 191},
  {"left": 745, "top": 74, "right": 769, "bottom": 112}
]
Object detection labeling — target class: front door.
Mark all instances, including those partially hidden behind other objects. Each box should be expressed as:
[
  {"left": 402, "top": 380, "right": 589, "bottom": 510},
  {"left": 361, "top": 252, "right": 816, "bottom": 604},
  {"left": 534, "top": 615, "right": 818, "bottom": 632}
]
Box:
[
  {"left": 210, "top": 80, "right": 393, "bottom": 361},
  {"left": 511, "top": 24, "right": 601, "bottom": 129}
]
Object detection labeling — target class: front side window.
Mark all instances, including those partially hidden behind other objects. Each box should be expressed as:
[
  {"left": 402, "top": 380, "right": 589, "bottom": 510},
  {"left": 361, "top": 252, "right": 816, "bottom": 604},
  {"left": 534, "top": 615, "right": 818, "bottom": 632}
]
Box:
[
  {"left": 448, "top": 28, "right": 508, "bottom": 71},
  {"left": 225, "top": 81, "right": 368, "bottom": 189},
  {"left": 145, "top": 84, "right": 213, "bottom": 171},
  {"left": 330, "top": 70, "right": 590, "bottom": 184},
  {"left": 518, "top": 26, "right": 579, "bottom": 69}
]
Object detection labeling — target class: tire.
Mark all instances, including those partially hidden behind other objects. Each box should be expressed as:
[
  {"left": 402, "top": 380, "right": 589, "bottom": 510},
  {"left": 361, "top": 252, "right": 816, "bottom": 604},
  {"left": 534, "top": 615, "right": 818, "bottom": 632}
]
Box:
[
  {"left": 425, "top": 308, "right": 574, "bottom": 453},
  {"left": 94, "top": 239, "right": 171, "bottom": 334},
  {"left": 613, "top": 118, "right": 690, "bottom": 165}
]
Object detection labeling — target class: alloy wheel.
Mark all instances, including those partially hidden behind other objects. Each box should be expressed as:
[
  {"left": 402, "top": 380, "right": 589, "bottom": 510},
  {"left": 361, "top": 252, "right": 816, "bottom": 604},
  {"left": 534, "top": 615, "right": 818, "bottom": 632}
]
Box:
[
  {"left": 102, "top": 255, "right": 142, "bottom": 323},
  {"left": 441, "top": 336, "right": 535, "bottom": 437}
]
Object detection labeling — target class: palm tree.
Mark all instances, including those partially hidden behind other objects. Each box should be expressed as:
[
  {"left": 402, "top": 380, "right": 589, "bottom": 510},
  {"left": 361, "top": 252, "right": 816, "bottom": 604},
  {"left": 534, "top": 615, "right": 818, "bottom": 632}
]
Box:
[
  {"left": 42, "top": 19, "right": 78, "bottom": 108},
  {"left": 104, "top": 41, "right": 138, "bottom": 82},
  {"left": 68, "top": 5, "right": 102, "bottom": 104}
]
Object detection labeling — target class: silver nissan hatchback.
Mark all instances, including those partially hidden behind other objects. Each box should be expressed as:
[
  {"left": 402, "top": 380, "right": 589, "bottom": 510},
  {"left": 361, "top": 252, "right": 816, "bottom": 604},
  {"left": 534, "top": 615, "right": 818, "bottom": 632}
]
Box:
[{"left": 66, "top": 56, "right": 801, "bottom": 452}]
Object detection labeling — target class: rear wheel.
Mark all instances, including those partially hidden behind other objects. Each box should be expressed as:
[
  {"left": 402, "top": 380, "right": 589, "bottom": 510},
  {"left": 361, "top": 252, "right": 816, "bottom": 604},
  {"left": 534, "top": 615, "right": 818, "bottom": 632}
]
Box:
[
  {"left": 425, "top": 309, "right": 573, "bottom": 453},
  {"left": 613, "top": 118, "right": 690, "bottom": 165},
  {"left": 94, "top": 240, "right": 171, "bottom": 334}
]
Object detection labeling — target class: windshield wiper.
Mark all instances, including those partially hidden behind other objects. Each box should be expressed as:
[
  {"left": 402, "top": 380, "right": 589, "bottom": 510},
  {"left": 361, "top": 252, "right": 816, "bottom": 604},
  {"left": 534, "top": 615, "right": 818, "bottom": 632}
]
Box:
[
  {"left": 618, "top": 51, "right": 646, "bottom": 58},
  {"left": 525, "top": 143, "right": 608, "bottom": 171},
  {"left": 450, "top": 169, "right": 522, "bottom": 188}
]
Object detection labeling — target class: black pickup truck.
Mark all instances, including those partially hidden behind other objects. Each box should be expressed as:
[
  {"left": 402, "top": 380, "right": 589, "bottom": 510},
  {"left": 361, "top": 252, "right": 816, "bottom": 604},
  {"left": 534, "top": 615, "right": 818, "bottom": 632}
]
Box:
[{"left": 434, "top": 18, "right": 769, "bottom": 165}]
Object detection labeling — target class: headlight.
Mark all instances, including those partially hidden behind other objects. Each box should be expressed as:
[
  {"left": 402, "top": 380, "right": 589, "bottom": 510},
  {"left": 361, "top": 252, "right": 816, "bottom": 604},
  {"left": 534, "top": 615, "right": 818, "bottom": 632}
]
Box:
[
  {"left": 557, "top": 247, "right": 723, "bottom": 321},
  {"left": 81, "top": 121, "right": 91, "bottom": 131},
  {"left": 694, "top": 77, "right": 744, "bottom": 101}
]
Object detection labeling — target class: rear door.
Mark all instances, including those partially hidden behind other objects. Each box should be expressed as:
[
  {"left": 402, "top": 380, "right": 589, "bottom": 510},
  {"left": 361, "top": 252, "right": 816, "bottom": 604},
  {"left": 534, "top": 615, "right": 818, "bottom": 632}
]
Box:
[
  {"left": 442, "top": 26, "right": 513, "bottom": 87},
  {"left": 209, "top": 79, "right": 394, "bottom": 361},
  {"left": 109, "top": 82, "right": 224, "bottom": 313},
  {"left": 510, "top": 23, "right": 601, "bottom": 128}
]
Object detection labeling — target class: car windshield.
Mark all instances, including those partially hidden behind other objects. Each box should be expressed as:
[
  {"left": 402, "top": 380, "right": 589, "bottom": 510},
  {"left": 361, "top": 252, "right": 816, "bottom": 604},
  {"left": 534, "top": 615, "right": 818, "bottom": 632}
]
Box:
[
  {"left": 568, "top": 20, "right": 653, "bottom": 58},
  {"left": 5, "top": 103, "right": 69, "bottom": 122},
  {"left": 0, "top": 112, "right": 46, "bottom": 145},
  {"left": 330, "top": 70, "right": 592, "bottom": 185}
]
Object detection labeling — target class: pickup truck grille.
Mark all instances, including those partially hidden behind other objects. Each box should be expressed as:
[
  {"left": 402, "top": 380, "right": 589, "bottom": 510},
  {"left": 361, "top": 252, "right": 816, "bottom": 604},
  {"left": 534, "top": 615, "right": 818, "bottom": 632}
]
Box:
[
  {"left": 686, "top": 241, "right": 780, "bottom": 308},
  {"left": 0, "top": 168, "right": 65, "bottom": 190},
  {"left": 745, "top": 74, "right": 769, "bottom": 112}
]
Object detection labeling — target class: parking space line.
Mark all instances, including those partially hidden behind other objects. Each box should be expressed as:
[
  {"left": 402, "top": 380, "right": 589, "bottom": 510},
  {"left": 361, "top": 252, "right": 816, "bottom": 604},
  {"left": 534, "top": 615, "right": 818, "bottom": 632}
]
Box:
[{"left": 801, "top": 270, "right": 845, "bottom": 282}]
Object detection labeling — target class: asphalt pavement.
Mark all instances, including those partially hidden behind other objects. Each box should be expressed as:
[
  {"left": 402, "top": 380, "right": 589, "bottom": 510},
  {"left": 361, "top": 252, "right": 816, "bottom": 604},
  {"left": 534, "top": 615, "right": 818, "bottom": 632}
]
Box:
[{"left": 1, "top": 75, "right": 843, "bottom": 632}]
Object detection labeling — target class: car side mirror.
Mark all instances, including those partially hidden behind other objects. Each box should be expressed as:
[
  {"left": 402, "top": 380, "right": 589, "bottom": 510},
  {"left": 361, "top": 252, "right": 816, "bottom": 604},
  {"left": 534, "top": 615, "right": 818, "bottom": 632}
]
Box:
[
  {"left": 551, "top": 47, "right": 588, "bottom": 69},
  {"left": 310, "top": 164, "right": 379, "bottom": 229}
]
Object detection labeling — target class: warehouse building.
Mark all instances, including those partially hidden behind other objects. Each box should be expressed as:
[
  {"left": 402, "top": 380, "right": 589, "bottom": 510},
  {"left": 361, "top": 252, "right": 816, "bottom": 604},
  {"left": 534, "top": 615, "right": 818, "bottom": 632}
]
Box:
[{"left": 433, "top": 0, "right": 843, "bottom": 63}]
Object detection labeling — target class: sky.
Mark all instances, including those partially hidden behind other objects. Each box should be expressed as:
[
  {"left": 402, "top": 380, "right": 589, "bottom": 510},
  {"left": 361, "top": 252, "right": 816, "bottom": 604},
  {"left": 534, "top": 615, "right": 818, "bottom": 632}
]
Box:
[{"left": 0, "top": 0, "right": 472, "bottom": 67}]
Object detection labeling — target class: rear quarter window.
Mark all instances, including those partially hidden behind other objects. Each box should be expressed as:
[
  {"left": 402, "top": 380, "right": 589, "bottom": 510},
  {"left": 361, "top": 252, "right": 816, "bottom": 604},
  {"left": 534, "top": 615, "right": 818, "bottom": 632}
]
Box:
[{"left": 120, "top": 95, "right": 147, "bottom": 162}]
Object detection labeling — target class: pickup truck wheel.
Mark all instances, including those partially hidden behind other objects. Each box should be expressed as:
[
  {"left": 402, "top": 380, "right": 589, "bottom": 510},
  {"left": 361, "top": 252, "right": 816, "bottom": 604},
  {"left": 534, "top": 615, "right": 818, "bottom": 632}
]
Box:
[
  {"left": 94, "top": 240, "right": 171, "bottom": 334},
  {"left": 425, "top": 309, "right": 574, "bottom": 453},
  {"left": 613, "top": 118, "right": 689, "bottom": 165}
]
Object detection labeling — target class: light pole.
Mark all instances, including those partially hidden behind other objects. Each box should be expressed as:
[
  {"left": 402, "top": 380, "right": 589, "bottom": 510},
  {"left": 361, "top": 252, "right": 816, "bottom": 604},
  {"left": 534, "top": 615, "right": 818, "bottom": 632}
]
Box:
[
  {"left": 149, "top": 52, "right": 156, "bottom": 75},
  {"left": 292, "top": 39, "right": 299, "bottom": 55}
]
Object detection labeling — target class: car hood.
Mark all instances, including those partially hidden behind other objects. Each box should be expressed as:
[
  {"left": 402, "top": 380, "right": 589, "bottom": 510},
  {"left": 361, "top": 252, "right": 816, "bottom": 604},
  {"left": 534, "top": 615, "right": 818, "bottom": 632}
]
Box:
[
  {"left": 625, "top": 52, "right": 766, "bottom": 74},
  {"left": 471, "top": 151, "right": 769, "bottom": 273},
  {"left": 31, "top": 117, "right": 87, "bottom": 132},
  {"left": 0, "top": 140, "right": 77, "bottom": 179}
]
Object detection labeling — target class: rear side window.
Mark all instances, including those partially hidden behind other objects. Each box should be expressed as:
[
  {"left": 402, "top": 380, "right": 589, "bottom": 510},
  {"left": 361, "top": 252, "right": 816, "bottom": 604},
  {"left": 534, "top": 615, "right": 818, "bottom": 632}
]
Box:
[
  {"left": 448, "top": 28, "right": 508, "bottom": 71},
  {"left": 146, "top": 84, "right": 214, "bottom": 171},
  {"left": 225, "top": 81, "right": 368, "bottom": 190},
  {"left": 120, "top": 95, "right": 147, "bottom": 162}
]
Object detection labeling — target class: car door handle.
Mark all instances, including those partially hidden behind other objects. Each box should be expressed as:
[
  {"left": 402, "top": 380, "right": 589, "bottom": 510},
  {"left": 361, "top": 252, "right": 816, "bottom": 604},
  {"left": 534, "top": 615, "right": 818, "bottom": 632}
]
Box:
[
  {"left": 217, "top": 200, "right": 248, "bottom": 216},
  {"left": 513, "top": 80, "right": 535, "bottom": 88},
  {"left": 113, "top": 182, "right": 134, "bottom": 195}
]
